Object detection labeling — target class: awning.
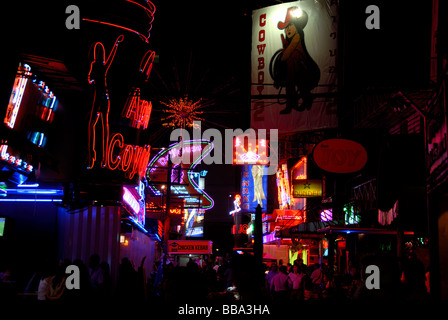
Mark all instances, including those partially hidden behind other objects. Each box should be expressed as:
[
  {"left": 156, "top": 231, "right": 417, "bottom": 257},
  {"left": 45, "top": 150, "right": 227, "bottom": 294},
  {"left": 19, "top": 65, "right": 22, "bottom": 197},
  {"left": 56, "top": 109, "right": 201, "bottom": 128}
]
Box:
[
  {"left": 278, "top": 220, "right": 414, "bottom": 239},
  {"left": 317, "top": 226, "right": 414, "bottom": 235}
]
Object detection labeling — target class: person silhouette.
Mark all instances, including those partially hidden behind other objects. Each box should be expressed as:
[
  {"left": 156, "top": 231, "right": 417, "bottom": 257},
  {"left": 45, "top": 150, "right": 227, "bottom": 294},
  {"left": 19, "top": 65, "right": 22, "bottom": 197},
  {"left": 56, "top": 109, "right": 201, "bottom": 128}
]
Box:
[
  {"left": 87, "top": 35, "right": 124, "bottom": 169},
  {"left": 270, "top": 7, "right": 320, "bottom": 114}
]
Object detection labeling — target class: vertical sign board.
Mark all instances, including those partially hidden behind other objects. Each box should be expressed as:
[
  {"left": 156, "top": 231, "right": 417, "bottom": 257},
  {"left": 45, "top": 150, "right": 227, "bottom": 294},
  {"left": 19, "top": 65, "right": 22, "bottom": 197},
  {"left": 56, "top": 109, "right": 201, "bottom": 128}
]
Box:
[
  {"left": 427, "top": 81, "right": 448, "bottom": 191},
  {"left": 1, "top": 63, "right": 58, "bottom": 176},
  {"left": 251, "top": 0, "right": 338, "bottom": 133},
  {"left": 241, "top": 164, "right": 268, "bottom": 213}
]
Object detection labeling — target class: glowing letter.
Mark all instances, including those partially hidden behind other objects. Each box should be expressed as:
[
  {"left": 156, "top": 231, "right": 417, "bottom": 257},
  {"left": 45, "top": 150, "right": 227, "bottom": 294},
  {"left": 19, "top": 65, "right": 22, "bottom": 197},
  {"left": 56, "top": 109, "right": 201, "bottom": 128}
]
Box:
[
  {"left": 202, "top": 128, "right": 222, "bottom": 165},
  {"left": 65, "top": 5, "right": 80, "bottom": 30},
  {"left": 365, "top": 265, "right": 380, "bottom": 289},
  {"left": 365, "top": 5, "right": 380, "bottom": 30},
  {"left": 65, "top": 265, "right": 80, "bottom": 290}
]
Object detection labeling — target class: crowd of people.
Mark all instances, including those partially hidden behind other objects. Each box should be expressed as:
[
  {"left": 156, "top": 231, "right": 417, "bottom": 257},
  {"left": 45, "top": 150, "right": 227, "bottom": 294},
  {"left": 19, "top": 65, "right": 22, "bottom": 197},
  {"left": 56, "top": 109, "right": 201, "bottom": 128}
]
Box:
[
  {"left": 265, "top": 260, "right": 350, "bottom": 301},
  {"left": 264, "top": 253, "right": 430, "bottom": 301},
  {"left": 0, "top": 254, "right": 148, "bottom": 302},
  {"left": 0, "top": 251, "right": 430, "bottom": 302}
]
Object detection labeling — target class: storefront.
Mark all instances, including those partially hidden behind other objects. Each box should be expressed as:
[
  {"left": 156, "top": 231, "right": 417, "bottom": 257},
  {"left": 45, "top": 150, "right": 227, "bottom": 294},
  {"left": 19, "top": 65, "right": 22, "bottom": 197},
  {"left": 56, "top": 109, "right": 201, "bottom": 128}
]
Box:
[
  {"left": 167, "top": 240, "right": 213, "bottom": 267},
  {"left": 0, "top": 1, "right": 161, "bottom": 295}
]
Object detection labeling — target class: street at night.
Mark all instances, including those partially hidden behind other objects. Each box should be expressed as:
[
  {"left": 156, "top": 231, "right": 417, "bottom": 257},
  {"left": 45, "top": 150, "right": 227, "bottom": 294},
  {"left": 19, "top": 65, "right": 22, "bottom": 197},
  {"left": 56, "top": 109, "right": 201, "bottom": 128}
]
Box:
[{"left": 0, "top": 0, "right": 447, "bottom": 315}]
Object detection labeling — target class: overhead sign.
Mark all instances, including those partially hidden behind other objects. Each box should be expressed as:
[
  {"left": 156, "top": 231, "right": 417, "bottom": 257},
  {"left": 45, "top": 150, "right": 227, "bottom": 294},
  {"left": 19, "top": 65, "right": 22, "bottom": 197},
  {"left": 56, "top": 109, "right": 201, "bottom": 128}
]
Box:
[
  {"left": 251, "top": 0, "right": 338, "bottom": 133},
  {"left": 273, "top": 209, "right": 306, "bottom": 222},
  {"left": 241, "top": 165, "right": 267, "bottom": 212},
  {"left": 233, "top": 135, "right": 269, "bottom": 165},
  {"left": 122, "top": 186, "right": 145, "bottom": 227},
  {"left": 1, "top": 63, "right": 58, "bottom": 175},
  {"left": 292, "top": 179, "right": 322, "bottom": 198},
  {"left": 313, "top": 139, "right": 367, "bottom": 173},
  {"left": 167, "top": 240, "right": 212, "bottom": 254},
  {"left": 146, "top": 140, "right": 214, "bottom": 210}
]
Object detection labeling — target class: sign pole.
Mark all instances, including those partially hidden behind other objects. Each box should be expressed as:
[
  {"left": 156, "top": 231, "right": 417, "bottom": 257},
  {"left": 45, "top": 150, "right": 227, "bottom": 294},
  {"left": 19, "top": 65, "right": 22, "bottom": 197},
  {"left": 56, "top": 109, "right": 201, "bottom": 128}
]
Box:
[
  {"left": 254, "top": 204, "right": 263, "bottom": 266},
  {"left": 162, "top": 153, "right": 172, "bottom": 273}
]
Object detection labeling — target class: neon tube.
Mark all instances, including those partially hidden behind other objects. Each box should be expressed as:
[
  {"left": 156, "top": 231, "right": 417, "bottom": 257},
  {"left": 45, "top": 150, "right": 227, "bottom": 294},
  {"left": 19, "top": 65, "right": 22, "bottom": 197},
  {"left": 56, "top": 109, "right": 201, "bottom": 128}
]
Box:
[
  {"left": 82, "top": 19, "right": 150, "bottom": 43},
  {"left": 123, "top": 186, "right": 142, "bottom": 217},
  {"left": 0, "top": 199, "right": 62, "bottom": 202},
  {"left": 4, "top": 64, "right": 31, "bottom": 128},
  {"left": 146, "top": 140, "right": 215, "bottom": 209}
]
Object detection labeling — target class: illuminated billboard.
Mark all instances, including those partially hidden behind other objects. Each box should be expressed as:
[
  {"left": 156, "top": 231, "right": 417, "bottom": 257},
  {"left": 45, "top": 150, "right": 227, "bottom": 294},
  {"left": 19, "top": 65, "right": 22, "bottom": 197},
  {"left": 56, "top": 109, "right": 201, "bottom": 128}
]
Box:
[
  {"left": 184, "top": 208, "right": 204, "bottom": 238},
  {"left": 146, "top": 140, "right": 214, "bottom": 210},
  {"left": 122, "top": 184, "right": 145, "bottom": 228},
  {"left": 251, "top": 0, "right": 338, "bottom": 133},
  {"left": 168, "top": 240, "right": 212, "bottom": 254},
  {"left": 241, "top": 164, "right": 268, "bottom": 213},
  {"left": 233, "top": 135, "right": 269, "bottom": 165},
  {"left": 292, "top": 179, "right": 322, "bottom": 198},
  {"left": 276, "top": 163, "right": 291, "bottom": 209},
  {"left": 1, "top": 63, "right": 58, "bottom": 178}
]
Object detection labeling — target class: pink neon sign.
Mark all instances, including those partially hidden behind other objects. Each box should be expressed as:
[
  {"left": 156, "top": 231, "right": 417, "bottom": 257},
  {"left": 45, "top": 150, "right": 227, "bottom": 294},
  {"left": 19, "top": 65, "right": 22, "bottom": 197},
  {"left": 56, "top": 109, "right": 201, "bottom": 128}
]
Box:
[{"left": 122, "top": 187, "right": 145, "bottom": 228}]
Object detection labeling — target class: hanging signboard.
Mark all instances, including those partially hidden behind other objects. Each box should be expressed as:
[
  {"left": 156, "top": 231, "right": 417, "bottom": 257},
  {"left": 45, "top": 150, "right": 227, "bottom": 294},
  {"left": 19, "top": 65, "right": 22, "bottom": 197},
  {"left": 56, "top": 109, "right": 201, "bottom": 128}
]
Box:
[
  {"left": 313, "top": 139, "right": 367, "bottom": 173},
  {"left": 241, "top": 164, "right": 268, "bottom": 212},
  {"left": 251, "top": 0, "right": 338, "bottom": 133},
  {"left": 292, "top": 179, "right": 322, "bottom": 198},
  {"left": 146, "top": 140, "right": 214, "bottom": 210},
  {"left": 167, "top": 240, "right": 212, "bottom": 254},
  {"left": 427, "top": 80, "right": 448, "bottom": 191}
]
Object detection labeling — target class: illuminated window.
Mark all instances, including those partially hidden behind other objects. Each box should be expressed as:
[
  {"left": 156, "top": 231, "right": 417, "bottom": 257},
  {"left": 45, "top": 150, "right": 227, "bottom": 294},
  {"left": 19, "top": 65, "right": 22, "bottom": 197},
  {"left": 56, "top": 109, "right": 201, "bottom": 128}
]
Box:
[{"left": 344, "top": 204, "right": 360, "bottom": 225}]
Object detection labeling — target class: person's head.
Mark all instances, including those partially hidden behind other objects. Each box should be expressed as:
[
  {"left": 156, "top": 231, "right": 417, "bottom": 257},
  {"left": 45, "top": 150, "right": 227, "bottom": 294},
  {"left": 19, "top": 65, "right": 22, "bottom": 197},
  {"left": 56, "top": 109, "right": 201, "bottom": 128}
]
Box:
[
  {"left": 278, "top": 7, "right": 309, "bottom": 39},
  {"left": 271, "top": 263, "right": 278, "bottom": 272},
  {"left": 293, "top": 264, "right": 299, "bottom": 273},
  {"left": 89, "top": 253, "right": 100, "bottom": 268},
  {"left": 279, "top": 265, "right": 288, "bottom": 274}
]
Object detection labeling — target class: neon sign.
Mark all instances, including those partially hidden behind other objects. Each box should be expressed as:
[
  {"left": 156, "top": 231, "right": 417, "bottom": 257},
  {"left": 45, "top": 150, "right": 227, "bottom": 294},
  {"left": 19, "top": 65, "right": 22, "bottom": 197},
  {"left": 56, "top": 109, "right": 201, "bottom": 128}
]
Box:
[
  {"left": 82, "top": 0, "right": 156, "bottom": 44},
  {"left": 169, "top": 208, "right": 182, "bottom": 215},
  {"left": 87, "top": 35, "right": 123, "bottom": 169},
  {"left": 122, "top": 88, "right": 152, "bottom": 129},
  {"left": 122, "top": 186, "right": 145, "bottom": 227},
  {"left": 276, "top": 163, "right": 291, "bottom": 209},
  {"left": 234, "top": 135, "right": 269, "bottom": 165},
  {"left": 2, "top": 63, "right": 57, "bottom": 174},
  {"left": 104, "top": 133, "right": 151, "bottom": 180},
  {"left": 0, "top": 145, "right": 33, "bottom": 172},
  {"left": 86, "top": 34, "right": 154, "bottom": 180},
  {"left": 292, "top": 179, "right": 322, "bottom": 198},
  {"left": 146, "top": 140, "right": 214, "bottom": 210},
  {"left": 238, "top": 224, "right": 249, "bottom": 234},
  {"left": 321, "top": 209, "right": 332, "bottom": 222},
  {"left": 123, "top": 187, "right": 141, "bottom": 215},
  {"left": 229, "top": 194, "right": 241, "bottom": 215},
  {"left": 4, "top": 63, "right": 31, "bottom": 129},
  {"left": 241, "top": 165, "right": 267, "bottom": 212},
  {"left": 263, "top": 231, "right": 279, "bottom": 244}
]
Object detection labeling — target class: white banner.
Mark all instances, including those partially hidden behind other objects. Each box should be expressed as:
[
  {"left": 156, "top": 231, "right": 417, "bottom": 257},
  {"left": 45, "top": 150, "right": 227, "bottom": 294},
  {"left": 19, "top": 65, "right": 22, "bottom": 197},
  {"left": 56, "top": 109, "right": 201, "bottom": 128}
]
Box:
[{"left": 251, "top": 0, "right": 338, "bottom": 133}]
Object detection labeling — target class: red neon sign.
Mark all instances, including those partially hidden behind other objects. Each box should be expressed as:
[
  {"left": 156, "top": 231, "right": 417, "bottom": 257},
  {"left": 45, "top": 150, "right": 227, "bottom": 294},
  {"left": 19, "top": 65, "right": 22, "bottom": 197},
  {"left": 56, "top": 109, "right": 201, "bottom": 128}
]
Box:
[
  {"left": 122, "top": 88, "right": 152, "bottom": 130},
  {"left": 87, "top": 35, "right": 123, "bottom": 169},
  {"left": 104, "top": 133, "right": 151, "bottom": 180},
  {"left": 238, "top": 224, "right": 249, "bottom": 234},
  {"left": 4, "top": 63, "right": 31, "bottom": 129},
  {"left": 169, "top": 208, "right": 182, "bottom": 215},
  {"left": 82, "top": 0, "right": 156, "bottom": 44},
  {"left": 233, "top": 136, "right": 269, "bottom": 165},
  {"left": 86, "top": 34, "right": 153, "bottom": 180}
]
